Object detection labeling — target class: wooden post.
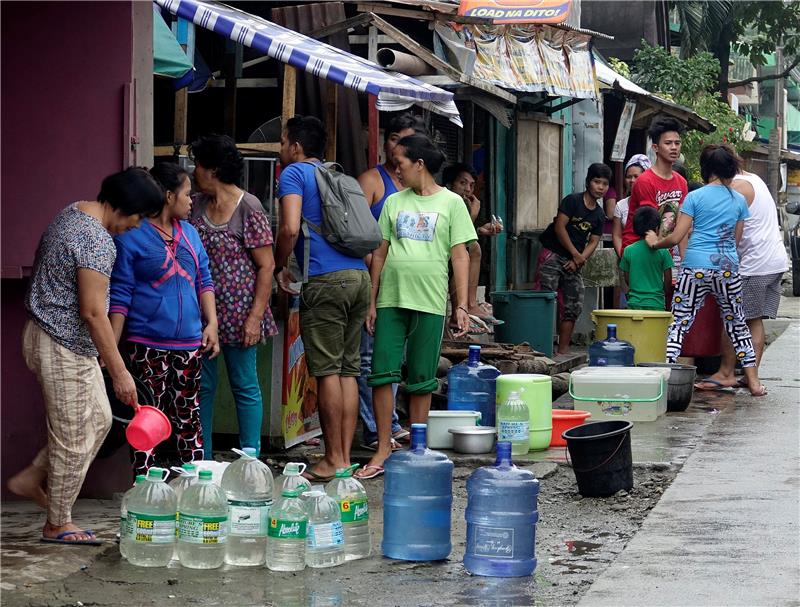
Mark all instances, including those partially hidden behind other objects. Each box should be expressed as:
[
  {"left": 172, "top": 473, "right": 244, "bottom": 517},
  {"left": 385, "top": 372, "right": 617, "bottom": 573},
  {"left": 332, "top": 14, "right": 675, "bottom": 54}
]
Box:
[
  {"left": 223, "top": 42, "right": 242, "bottom": 137},
  {"left": 462, "top": 102, "right": 474, "bottom": 163},
  {"left": 368, "top": 94, "right": 379, "bottom": 168},
  {"left": 282, "top": 65, "right": 297, "bottom": 125},
  {"left": 325, "top": 81, "right": 338, "bottom": 161}
]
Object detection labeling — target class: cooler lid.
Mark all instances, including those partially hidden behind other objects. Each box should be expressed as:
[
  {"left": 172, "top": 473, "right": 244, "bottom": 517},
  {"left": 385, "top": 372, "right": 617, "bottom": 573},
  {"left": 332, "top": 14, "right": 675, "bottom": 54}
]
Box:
[
  {"left": 429, "top": 410, "right": 482, "bottom": 418},
  {"left": 569, "top": 367, "right": 664, "bottom": 401}
]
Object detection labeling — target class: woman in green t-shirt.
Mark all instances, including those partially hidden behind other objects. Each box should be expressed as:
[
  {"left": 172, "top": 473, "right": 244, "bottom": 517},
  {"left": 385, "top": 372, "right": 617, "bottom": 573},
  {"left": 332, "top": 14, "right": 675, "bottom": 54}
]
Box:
[{"left": 356, "top": 134, "right": 477, "bottom": 479}]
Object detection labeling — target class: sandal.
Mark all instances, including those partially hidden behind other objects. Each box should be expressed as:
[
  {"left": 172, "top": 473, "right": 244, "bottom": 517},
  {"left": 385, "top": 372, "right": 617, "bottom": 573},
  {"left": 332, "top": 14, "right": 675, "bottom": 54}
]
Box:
[
  {"left": 748, "top": 385, "right": 767, "bottom": 397},
  {"left": 392, "top": 428, "right": 410, "bottom": 443},
  {"left": 361, "top": 438, "right": 402, "bottom": 452},
  {"left": 41, "top": 529, "right": 102, "bottom": 546},
  {"left": 694, "top": 378, "right": 736, "bottom": 392},
  {"left": 301, "top": 468, "right": 335, "bottom": 484},
  {"left": 354, "top": 464, "right": 384, "bottom": 480}
]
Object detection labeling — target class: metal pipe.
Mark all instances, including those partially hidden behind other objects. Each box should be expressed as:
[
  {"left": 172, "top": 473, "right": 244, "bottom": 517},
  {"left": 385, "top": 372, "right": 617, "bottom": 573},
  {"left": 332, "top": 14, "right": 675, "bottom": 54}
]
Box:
[{"left": 376, "top": 48, "right": 436, "bottom": 76}]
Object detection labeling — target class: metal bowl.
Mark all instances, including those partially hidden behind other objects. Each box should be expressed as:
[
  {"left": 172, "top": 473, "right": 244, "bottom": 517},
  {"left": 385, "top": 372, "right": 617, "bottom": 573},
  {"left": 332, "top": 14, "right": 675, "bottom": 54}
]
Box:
[{"left": 448, "top": 426, "right": 497, "bottom": 454}]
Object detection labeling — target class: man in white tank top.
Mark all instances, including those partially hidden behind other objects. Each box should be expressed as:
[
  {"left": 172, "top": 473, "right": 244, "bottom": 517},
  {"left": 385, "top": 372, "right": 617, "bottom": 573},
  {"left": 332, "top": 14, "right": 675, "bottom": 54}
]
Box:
[{"left": 695, "top": 170, "right": 789, "bottom": 390}]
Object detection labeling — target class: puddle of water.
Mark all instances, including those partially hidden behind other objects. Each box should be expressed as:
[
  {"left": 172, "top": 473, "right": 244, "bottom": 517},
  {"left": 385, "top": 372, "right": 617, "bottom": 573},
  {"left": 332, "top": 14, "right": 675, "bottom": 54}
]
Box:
[
  {"left": 550, "top": 559, "right": 590, "bottom": 573},
  {"left": 564, "top": 540, "right": 602, "bottom": 556}
]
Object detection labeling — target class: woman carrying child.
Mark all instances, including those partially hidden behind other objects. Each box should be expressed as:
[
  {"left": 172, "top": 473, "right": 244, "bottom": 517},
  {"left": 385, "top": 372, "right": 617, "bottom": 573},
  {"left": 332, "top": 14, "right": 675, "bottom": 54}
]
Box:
[{"left": 645, "top": 144, "right": 766, "bottom": 396}]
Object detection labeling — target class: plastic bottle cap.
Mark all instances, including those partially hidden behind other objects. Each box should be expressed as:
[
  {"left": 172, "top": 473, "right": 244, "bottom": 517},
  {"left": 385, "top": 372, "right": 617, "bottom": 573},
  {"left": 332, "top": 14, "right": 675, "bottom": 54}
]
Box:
[
  {"left": 334, "top": 464, "right": 358, "bottom": 478},
  {"left": 469, "top": 345, "right": 481, "bottom": 352},
  {"left": 507, "top": 390, "right": 521, "bottom": 399},
  {"left": 411, "top": 423, "right": 427, "bottom": 430},
  {"left": 283, "top": 463, "right": 302, "bottom": 475},
  {"left": 241, "top": 447, "right": 258, "bottom": 457},
  {"left": 282, "top": 488, "right": 301, "bottom": 498},
  {"left": 198, "top": 470, "right": 213, "bottom": 481},
  {"left": 147, "top": 467, "right": 165, "bottom": 479},
  {"left": 181, "top": 463, "right": 197, "bottom": 471},
  {"left": 303, "top": 490, "right": 324, "bottom": 498},
  {"left": 135, "top": 474, "right": 146, "bottom": 483}
]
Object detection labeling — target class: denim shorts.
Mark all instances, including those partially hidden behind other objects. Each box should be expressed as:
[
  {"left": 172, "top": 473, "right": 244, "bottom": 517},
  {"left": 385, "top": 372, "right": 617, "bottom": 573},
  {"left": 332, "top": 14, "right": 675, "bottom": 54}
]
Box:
[{"left": 299, "top": 269, "right": 370, "bottom": 377}]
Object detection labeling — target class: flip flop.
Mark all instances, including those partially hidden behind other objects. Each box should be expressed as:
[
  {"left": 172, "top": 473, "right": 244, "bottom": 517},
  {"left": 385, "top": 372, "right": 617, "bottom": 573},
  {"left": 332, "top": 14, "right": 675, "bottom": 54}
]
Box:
[
  {"left": 354, "top": 465, "right": 384, "bottom": 480},
  {"left": 392, "top": 429, "right": 410, "bottom": 443},
  {"left": 737, "top": 377, "right": 749, "bottom": 388},
  {"left": 41, "top": 529, "right": 102, "bottom": 546},
  {"left": 694, "top": 378, "right": 736, "bottom": 392},
  {"left": 361, "top": 438, "right": 402, "bottom": 452},
  {"left": 301, "top": 468, "right": 334, "bottom": 484}
]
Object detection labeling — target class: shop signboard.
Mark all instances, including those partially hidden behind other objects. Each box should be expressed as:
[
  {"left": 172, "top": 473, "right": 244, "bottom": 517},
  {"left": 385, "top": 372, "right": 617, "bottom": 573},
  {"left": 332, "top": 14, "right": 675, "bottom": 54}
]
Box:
[{"left": 459, "top": 0, "right": 572, "bottom": 24}]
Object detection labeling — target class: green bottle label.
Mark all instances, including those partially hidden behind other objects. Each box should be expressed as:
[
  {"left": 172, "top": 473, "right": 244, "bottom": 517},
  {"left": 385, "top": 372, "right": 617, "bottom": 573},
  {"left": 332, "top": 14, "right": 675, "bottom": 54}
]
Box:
[
  {"left": 178, "top": 514, "right": 228, "bottom": 545},
  {"left": 127, "top": 512, "right": 176, "bottom": 544},
  {"left": 339, "top": 498, "right": 368, "bottom": 523},
  {"left": 267, "top": 518, "right": 307, "bottom": 539}
]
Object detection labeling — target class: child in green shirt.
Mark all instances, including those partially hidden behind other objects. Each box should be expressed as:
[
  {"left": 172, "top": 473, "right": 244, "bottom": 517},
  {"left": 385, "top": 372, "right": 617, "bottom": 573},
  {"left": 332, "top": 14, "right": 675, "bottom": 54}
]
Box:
[{"left": 620, "top": 206, "right": 673, "bottom": 310}]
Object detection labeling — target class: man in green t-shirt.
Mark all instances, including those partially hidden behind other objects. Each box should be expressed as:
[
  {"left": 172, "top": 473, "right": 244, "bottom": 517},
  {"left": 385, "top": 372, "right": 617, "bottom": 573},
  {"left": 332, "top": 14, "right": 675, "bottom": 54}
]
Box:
[{"left": 620, "top": 206, "right": 673, "bottom": 310}]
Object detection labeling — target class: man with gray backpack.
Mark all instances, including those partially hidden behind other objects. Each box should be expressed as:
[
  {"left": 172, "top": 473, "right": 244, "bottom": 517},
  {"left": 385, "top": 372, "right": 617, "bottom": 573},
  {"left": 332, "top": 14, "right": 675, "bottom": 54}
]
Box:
[{"left": 274, "top": 115, "right": 374, "bottom": 482}]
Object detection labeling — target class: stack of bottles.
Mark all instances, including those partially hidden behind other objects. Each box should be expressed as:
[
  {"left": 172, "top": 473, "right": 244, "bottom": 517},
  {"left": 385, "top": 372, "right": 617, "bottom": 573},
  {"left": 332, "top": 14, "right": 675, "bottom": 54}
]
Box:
[{"left": 119, "top": 452, "right": 369, "bottom": 571}]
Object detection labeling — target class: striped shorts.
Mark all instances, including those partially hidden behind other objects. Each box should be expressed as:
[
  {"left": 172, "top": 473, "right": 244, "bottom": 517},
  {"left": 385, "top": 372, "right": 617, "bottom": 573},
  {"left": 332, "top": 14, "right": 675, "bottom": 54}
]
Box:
[{"left": 741, "top": 272, "right": 783, "bottom": 320}]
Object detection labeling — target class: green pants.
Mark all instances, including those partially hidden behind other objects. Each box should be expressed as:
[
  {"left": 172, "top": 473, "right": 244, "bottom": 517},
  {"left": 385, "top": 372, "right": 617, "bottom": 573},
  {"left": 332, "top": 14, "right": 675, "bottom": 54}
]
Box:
[{"left": 368, "top": 307, "right": 445, "bottom": 395}]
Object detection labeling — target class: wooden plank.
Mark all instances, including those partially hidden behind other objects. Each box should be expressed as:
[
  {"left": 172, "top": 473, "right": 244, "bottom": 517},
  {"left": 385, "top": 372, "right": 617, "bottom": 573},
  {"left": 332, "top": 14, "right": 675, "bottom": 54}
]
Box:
[
  {"left": 223, "top": 43, "right": 242, "bottom": 137},
  {"left": 368, "top": 94, "right": 379, "bottom": 167},
  {"left": 207, "top": 78, "right": 278, "bottom": 88},
  {"left": 282, "top": 65, "right": 297, "bottom": 124},
  {"left": 325, "top": 81, "right": 338, "bottom": 161},
  {"left": 348, "top": 34, "right": 396, "bottom": 45},
  {"left": 357, "top": 3, "right": 492, "bottom": 25},
  {"left": 537, "top": 121, "right": 562, "bottom": 227},
  {"left": 370, "top": 14, "right": 516, "bottom": 104},
  {"left": 308, "top": 12, "right": 372, "bottom": 39},
  {"left": 154, "top": 142, "right": 282, "bottom": 157},
  {"left": 515, "top": 118, "right": 539, "bottom": 232}
]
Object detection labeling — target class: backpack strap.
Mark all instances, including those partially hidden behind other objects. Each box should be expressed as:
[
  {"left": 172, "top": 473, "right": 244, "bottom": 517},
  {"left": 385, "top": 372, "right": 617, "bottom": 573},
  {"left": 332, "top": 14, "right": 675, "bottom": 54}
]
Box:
[{"left": 298, "top": 160, "right": 322, "bottom": 284}]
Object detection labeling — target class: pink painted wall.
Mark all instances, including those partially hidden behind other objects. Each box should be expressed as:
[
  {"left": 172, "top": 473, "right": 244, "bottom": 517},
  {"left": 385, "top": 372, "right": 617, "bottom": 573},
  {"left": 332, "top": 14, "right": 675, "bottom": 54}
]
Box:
[{"left": 1, "top": 1, "right": 136, "bottom": 498}]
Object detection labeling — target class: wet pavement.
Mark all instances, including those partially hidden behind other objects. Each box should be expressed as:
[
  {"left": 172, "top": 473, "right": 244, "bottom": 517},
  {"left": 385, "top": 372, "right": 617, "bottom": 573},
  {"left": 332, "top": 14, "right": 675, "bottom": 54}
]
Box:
[{"left": 3, "top": 304, "right": 798, "bottom": 606}]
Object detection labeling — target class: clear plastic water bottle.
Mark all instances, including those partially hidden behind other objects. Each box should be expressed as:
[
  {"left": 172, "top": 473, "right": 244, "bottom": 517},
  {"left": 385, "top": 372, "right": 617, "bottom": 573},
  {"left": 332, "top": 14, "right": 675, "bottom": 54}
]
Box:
[
  {"left": 119, "top": 474, "right": 146, "bottom": 561},
  {"left": 447, "top": 345, "right": 501, "bottom": 427},
  {"left": 266, "top": 488, "right": 307, "bottom": 572},
  {"left": 168, "top": 463, "right": 198, "bottom": 561},
  {"left": 589, "top": 324, "right": 635, "bottom": 367},
  {"left": 221, "top": 448, "right": 274, "bottom": 566},
  {"left": 325, "top": 464, "right": 371, "bottom": 561},
  {"left": 464, "top": 442, "right": 540, "bottom": 577},
  {"left": 277, "top": 462, "right": 311, "bottom": 496},
  {"left": 304, "top": 490, "right": 345, "bottom": 568},
  {"left": 497, "top": 391, "right": 530, "bottom": 456},
  {"left": 177, "top": 469, "right": 228, "bottom": 569},
  {"left": 383, "top": 423, "right": 453, "bottom": 561},
  {"left": 125, "top": 468, "right": 177, "bottom": 567}
]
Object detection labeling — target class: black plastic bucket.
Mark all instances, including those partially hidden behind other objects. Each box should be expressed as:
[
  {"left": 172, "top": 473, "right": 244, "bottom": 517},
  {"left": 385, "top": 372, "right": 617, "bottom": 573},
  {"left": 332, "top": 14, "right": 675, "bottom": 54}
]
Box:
[{"left": 563, "top": 420, "right": 633, "bottom": 497}]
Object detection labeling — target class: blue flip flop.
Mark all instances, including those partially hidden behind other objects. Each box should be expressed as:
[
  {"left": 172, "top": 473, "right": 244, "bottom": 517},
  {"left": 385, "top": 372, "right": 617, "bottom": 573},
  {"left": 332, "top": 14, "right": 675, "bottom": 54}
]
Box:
[
  {"left": 41, "top": 529, "right": 102, "bottom": 546},
  {"left": 694, "top": 378, "right": 735, "bottom": 392}
]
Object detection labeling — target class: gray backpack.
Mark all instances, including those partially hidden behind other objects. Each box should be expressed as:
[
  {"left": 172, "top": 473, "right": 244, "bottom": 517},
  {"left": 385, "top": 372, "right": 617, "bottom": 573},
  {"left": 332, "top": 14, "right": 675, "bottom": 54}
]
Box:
[{"left": 300, "top": 161, "right": 382, "bottom": 280}]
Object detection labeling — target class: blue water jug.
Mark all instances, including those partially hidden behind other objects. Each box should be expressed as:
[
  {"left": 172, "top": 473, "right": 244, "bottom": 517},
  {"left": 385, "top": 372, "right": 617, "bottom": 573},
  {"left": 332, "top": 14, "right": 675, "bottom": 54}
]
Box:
[
  {"left": 383, "top": 423, "right": 453, "bottom": 561},
  {"left": 447, "top": 345, "right": 501, "bottom": 427},
  {"left": 588, "top": 324, "right": 635, "bottom": 367},
  {"left": 464, "top": 441, "right": 540, "bottom": 577}
]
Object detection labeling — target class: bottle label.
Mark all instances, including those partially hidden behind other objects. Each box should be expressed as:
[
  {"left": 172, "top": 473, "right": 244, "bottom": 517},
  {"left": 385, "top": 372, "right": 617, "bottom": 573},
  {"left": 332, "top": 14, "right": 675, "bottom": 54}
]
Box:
[
  {"left": 127, "top": 512, "right": 176, "bottom": 544},
  {"left": 306, "top": 521, "right": 344, "bottom": 549},
  {"left": 178, "top": 514, "right": 228, "bottom": 544},
  {"left": 267, "top": 518, "right": 307, "bottom": 540},
  {"left": 498, "top": 420, "right": 529, "bottom": 441},
  {"left": 339, "top": 498, "right": 368, "bottom": 523},
  {"left": 120, "top": 516, "right": 128, "bottom": 537},
  {"left": 228, "top": 500, "right": 271, "bottom": 537},
  {"left": 472, "top": 525, "right": 515, "bottom": 559}
]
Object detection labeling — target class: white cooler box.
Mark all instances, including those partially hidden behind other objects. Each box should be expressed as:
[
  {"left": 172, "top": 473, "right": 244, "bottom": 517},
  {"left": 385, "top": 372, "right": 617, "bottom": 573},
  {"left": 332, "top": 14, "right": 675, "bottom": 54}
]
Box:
[
  {"left": 427, "top": 410, "right": 482, "bottom": 449},
  {"left": 569, "top": 367, "right": 668, "bottom": 422}
]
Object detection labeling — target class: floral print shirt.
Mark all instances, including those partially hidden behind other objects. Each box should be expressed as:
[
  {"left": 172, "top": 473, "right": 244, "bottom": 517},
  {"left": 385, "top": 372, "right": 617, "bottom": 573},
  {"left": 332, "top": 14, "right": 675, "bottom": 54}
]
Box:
[{"left": 191, "top": 192, "right": 277, "bottom": 345}]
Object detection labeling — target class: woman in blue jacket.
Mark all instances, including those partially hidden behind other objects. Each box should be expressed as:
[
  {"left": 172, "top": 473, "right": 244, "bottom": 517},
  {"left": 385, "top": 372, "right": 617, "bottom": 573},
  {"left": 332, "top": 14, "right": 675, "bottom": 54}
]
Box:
[{"left": 110, "top": 163, "right": 219, "bottom": 474}]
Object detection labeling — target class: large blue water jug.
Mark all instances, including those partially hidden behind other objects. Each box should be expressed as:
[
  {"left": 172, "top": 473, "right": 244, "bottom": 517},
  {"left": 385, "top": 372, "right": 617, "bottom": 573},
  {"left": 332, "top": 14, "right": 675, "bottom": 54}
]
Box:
[
  {"left": 383, "top": 423, "right": 453, "bottom": 561},
  {"left": 447, "top": 345, "right": 501, "bottom": 427},
  {"left": 464, "top": 442, "right": 540, "bottom": 577},
  {"left": 588, "top": 324, "right": 635, "bottom": 367}
]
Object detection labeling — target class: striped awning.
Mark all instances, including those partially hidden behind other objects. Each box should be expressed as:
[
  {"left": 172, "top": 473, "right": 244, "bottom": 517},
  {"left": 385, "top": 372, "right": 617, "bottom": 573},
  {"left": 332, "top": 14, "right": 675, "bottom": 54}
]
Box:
[{"left": 154, "top": 0, "right": 463, "bottom": 126}]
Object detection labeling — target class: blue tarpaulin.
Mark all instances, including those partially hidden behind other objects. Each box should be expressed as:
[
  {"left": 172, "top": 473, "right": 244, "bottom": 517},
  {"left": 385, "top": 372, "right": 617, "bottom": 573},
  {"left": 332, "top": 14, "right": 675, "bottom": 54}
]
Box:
[{"left": 154, "top": 0, "right": 462, "bottom": 125}]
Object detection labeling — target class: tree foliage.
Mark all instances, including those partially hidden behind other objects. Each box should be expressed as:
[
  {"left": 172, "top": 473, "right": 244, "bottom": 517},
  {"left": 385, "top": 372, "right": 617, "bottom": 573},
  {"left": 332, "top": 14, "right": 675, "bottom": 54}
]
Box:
[{"left": 613, "top": 41, "right": 752, "bottom": 180}]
